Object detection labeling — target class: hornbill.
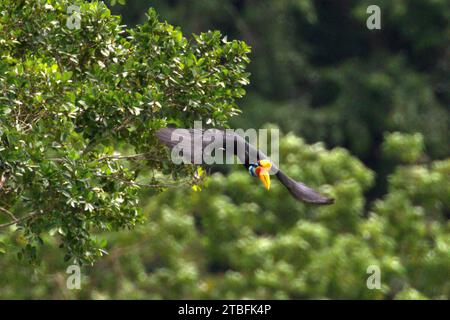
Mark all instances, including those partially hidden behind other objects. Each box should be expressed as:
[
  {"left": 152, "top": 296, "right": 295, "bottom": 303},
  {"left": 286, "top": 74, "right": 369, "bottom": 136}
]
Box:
[{"left": 156, "top": 128, "right": 334, "bottom": 205}]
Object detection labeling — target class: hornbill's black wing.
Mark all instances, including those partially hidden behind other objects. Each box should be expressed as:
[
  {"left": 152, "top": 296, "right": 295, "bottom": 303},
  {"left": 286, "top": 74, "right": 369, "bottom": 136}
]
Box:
[{"left": 156, "top": 128, "right": 334, "bottom": 205}]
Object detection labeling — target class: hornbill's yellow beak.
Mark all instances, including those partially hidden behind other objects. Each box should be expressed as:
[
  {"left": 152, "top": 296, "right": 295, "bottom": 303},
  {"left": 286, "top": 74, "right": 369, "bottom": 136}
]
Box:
[
  {"left": 257, "top": 159, "right": 272, "bottom": 190},
  {"left": 258, "top": 169, "right": 271, "bottom": 190}
]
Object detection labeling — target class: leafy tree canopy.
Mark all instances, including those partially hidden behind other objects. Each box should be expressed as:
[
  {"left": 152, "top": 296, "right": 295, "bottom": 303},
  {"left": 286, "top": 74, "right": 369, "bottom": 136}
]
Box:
[{"left": 0, "top": 0, "right": 249, "bottom": 264}]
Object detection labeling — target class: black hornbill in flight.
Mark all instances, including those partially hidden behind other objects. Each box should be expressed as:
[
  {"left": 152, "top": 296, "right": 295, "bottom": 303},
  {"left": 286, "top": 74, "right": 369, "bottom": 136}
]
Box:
[{"left": 157, "top": 128, "right": 334, "bottom": 205}]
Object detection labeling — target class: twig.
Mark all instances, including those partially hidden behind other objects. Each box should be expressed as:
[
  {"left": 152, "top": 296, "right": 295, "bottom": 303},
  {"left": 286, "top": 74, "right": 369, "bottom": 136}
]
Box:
[
  {"left": 46, "top": 154, "right": 163, "bottom": 163},
  {"left": 0, "top": 211, "right": 37, "bottom": 228},
  {"left": 96, "top": 153, "right": 161, "bottom": 162},
  {"left": 92, "top": 172, "right": 191, "bottom": 189},
  {"left": 0, "top": 206, "right": 17, "bottom": 222}
]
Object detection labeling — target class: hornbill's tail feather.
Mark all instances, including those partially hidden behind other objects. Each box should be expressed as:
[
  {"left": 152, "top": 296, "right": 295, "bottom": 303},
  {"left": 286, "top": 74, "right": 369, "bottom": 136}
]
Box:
[{"left": 275, "top": 170, "right": 334, "bottom": 205}]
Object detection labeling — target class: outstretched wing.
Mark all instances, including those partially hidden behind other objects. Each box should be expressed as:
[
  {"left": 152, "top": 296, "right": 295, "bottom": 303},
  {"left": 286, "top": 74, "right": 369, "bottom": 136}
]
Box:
[
  {"left": 156, "top": 127, "right": 265, "bottom": 165},
  {"left": 156, "top": 127, "right": 334, "bottom": 205}
]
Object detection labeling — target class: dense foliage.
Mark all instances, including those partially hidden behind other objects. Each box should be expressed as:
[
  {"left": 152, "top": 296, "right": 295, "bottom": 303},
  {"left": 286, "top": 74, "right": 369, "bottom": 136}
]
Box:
[
  {"left": 0, "top": 0, "right": 249, "bottom": 264},
  {"left": 0, "top": 0, "right": 449, "bottom": 299}
]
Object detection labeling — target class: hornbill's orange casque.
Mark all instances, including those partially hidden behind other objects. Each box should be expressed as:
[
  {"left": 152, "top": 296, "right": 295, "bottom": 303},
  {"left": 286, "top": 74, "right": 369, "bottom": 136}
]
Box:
[{"left": 156, "top": 128, "right": 334, "bottom": 205}]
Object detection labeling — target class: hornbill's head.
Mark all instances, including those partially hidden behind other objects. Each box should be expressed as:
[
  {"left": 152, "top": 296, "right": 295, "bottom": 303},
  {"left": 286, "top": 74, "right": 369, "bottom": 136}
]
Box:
[{"left": 249, "top": 159, "right": 272, "bottom": 190}]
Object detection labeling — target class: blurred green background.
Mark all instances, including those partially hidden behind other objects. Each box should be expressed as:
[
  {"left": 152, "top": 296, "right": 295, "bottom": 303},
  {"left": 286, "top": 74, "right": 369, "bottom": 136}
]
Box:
[{"left": 0, "top": 0, "right": 449, "bottom": 299}]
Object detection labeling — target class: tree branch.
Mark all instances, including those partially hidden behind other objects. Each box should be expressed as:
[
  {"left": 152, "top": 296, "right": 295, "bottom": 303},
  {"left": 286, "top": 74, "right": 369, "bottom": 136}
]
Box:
[
  {"left": 0, "top": 206, "right": 17, "bottom": 222},
  {"left": 96, "top": 153, "right": 159, "bottom": 162},
  {"left": 0, "top": 211, "right": 37, "bottom": 228},
  {"left": 92, "top": 172, "right": 191, "bottom": 189}
]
